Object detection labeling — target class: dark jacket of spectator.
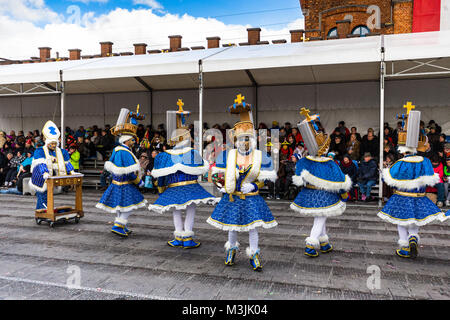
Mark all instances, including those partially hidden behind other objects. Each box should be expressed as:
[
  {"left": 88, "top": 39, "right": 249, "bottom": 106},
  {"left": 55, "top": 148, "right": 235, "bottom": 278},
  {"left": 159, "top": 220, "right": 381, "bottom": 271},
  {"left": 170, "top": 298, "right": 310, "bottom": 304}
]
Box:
[{"left": 357, "top": 158, "right": 378, "bottom": 184}]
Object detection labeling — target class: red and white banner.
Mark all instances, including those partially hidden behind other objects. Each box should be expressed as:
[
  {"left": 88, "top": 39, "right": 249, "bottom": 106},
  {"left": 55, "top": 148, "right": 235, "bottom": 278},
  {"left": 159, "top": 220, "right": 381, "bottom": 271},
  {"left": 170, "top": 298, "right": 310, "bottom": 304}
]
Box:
[{"left": 413, "top": 0, "right": 450, "bottom": 32}]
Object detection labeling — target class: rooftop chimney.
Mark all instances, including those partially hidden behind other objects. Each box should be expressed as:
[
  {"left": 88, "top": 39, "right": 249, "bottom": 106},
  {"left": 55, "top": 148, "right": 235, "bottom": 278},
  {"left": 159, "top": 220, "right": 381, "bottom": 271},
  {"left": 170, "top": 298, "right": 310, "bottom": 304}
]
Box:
[
  {"left": 100, "top": 41, "right": 113, "bottom": 57},
  {"left": 290, "top": 30, "right": 304, "bottom": 43},
  {"left": 206, "top": 36, "right": 220, "bottom": 49},
  {"left": 39, "top": 47, "right": 51, "bottom": 62},
  {"left": 168, "top": 35, "right": 182, "bottom": 52},
  {"left": 247, "top": 28, "right": 261, "bottom": 45},
  {"left": 68, "top": 49, "right": 81, "bottom": 60},
  {"left": 133, "top": 43, "right": 147, "bottom": 55}
]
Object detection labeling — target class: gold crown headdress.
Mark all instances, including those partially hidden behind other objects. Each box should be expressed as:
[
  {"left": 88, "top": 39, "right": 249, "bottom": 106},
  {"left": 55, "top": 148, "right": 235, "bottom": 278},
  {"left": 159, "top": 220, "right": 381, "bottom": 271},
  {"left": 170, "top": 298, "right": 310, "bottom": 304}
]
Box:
[
  {"left": 110, "top": 105, "right": 145, "bottom": 140},
  {"left": 229, "top": 94, "right": 255, "bottom": 139},
  {"left": 297, "top": 107, "right": 330, "bottom": 156}
]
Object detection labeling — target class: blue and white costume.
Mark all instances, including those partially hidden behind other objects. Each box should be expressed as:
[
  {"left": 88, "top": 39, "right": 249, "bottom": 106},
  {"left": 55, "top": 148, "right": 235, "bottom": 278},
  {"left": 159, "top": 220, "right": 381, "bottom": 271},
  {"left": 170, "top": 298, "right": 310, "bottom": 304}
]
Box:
[
  {"left": 377, "top": 105, "right": 447, "bottom": 258},
  {"left": 207, "top": 149, "right": 278, "bottom": 231},
  {"left": 207, "top": 94, "right": 277, "bottom": 271},
  {"left": 148, "top": 147, "right": 218, "bottom": 213},
  {"left": 289, "top": 108, "right": 351, "bottom": 258},
  {"left": 96, "top": 144, "right": 147, "bottom": 214},
  {"left": 148, "top": 100, "right": 219, "bottom": 249},
  {"left": 95, "top": 106, "right": 146, "bottom": 237},
  {"left": 378, "top": 155, "right": 446, "bottom": 257},
  {"left": 29, "top": 121, "right": 75, "bottom": 210}
]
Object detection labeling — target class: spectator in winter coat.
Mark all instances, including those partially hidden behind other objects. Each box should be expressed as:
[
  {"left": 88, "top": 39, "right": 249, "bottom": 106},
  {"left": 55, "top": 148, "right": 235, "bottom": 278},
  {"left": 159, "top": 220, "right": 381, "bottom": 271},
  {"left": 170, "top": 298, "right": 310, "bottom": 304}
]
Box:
[
  {"left": 360, "top": 128, "right": 379, "bottom": 162},
  {"left": 346, "top": 133, "right": 361, "bottom": 161},
  {"left": 426, "top": 154, "right": 445, "bottom": 208},
  {"left": 329, "top": 135, "right": 347, "bottom": 162},
  {"left": 357, "top": 152, "right": 378, "bottom": 202},
  {"left": 339, "top": 154, "right": 358, "bottom": 201}
]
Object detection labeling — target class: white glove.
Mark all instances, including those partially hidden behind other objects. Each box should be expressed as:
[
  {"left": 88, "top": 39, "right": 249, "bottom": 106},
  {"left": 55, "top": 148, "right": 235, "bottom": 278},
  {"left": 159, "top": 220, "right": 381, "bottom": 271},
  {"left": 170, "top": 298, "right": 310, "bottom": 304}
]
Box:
[
  {"left": 219, "top": 187, "right": 227, "bottom": 193},
  {"left": 241, "top": 183, "right": 255, "bottom": 194},
  {"left": 43, "top": 173, "right": 50, "bottom": 180},
  {"left": 138, "top": 180, "right": 145, "bottom": 188}
]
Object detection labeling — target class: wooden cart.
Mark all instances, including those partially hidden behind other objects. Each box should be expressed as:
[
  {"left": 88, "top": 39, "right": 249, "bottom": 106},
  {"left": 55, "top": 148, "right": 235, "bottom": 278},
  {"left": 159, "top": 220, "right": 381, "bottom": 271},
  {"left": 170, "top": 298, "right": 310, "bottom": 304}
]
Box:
[{"left": 35, "top": 173, "right": 84, "bottom": 227}]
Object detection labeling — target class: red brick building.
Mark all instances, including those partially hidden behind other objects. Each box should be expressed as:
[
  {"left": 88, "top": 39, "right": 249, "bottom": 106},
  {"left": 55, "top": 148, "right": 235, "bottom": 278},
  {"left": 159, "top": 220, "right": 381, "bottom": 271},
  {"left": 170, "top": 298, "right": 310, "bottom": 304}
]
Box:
[{"left": 299, "top": 0, "right": 414, "bottom": 40}]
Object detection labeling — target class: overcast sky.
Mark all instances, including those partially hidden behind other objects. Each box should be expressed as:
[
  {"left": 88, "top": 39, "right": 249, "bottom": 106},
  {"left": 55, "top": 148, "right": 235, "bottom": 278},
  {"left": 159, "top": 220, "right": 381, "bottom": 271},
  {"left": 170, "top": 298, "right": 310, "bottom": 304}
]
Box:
[{"left": 0, "top": 0, "right": 304, "bottom": 60}]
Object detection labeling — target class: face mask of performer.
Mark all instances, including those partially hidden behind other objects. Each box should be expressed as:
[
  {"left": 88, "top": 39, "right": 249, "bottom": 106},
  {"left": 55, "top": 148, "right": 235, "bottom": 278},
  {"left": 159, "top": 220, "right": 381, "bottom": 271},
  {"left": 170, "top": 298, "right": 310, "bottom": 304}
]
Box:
[
  {"left": 47, "top": 141, "right": 57, "bottom": 151},
  {"left": 236, "top": 135, "right": 255, "bottom": 155}
]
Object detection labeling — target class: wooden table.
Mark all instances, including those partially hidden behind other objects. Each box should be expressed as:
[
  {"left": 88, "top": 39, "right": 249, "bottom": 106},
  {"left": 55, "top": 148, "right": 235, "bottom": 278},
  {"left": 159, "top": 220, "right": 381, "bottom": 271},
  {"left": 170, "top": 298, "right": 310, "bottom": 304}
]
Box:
[{"left": 35, "top": 173, "right": 84, "bottom": 227}]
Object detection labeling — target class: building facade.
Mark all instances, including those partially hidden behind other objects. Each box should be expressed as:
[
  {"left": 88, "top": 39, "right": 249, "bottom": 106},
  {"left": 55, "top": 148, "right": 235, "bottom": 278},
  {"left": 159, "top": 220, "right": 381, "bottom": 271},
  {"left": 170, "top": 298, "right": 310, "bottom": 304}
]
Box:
[{"left": 299, "top": 0, "right": 414, "bottom": 40}]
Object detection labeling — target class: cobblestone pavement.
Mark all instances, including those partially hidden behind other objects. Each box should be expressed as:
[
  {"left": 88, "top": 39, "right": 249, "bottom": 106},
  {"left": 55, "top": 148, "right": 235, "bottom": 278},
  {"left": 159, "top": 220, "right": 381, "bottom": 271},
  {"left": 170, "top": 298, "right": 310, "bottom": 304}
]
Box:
[{"left": 0, "top": 191, "right": 448, "bottom": 300}]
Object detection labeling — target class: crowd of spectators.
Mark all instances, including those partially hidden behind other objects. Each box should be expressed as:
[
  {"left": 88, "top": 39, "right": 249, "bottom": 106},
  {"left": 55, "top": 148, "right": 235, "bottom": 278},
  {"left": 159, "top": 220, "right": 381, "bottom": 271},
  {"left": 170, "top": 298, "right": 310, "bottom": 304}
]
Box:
[{"left": 0, "top": 118, "right": 448, "bottom": 207}]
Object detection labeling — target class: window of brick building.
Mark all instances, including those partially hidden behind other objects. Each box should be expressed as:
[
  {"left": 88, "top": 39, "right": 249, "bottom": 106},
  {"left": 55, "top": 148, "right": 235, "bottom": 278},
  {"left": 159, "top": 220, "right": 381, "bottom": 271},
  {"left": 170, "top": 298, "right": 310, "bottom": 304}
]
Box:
[
  {"left": 327, "top": 27, "right": 338, "bottom": 37},
  {"left": 351, "top": 25, "right": 370, "bottom": 37}
]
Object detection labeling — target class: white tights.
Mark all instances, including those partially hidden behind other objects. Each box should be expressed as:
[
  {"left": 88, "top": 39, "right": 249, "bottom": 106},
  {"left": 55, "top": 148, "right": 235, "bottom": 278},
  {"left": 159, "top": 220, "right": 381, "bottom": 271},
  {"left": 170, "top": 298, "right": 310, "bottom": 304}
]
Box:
[
  {"left": 397, "top": 224, "right": 419, "bottom": 245},
  {"left": 172, "top": 203, "right": 196, "bottom": 233},
  {"left": 310, "top": 216, "right": 327, "bottom": 239},
  {"left": 228, "top": 229, "right": 259, "bottom": 254}
]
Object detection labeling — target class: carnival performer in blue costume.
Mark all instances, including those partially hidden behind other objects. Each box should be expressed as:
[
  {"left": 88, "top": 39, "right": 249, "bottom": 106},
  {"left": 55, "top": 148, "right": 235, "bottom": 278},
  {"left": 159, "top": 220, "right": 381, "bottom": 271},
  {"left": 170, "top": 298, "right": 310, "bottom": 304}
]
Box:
[
  {"left": 377, "top": 103, "right": 447, "bottom": 258},
  {"left": 148, "top": 99, "right": 219, "bottom": 249},
  {"left": 96, "top": 106, "right": 147, "bottom": 237},
  {"left": 30, "top": 121, "right": 76, "bottom": 210},
  {"left": 207, "top": 95, "right": 277, "bottom": 272},
  {"left": 290, "top": 108, "right": 352, "bottom": 258}
]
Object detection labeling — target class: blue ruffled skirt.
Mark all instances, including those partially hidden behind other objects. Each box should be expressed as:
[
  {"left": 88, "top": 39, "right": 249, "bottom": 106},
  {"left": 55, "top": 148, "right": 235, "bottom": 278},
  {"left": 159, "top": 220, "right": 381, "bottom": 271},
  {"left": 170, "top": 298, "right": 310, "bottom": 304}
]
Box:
[
  {"left": 96, "top": 184, "right": 147, "bottom": 213},
  {"left": 148, "top": 183, "right": 219, "bottom": 213},
  {"left": 290, "top": 188, "right": 346, "bottom": 217},
  {"left": 207, "top": 194, "right": 277, "bottom": 231},
  {"left": 378, "top": 194, "right": 443, "bottom": 226}
]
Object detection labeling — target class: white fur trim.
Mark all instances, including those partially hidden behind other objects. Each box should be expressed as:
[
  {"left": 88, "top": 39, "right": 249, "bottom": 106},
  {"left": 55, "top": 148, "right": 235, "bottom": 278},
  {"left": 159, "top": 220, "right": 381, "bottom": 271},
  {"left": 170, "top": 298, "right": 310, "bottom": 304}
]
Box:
[
  {"left": 148, "top": 197, "right": 220, "bottom": 214},
  {"left": 225, "top": 149, "right": 238, "bottom": 194},
  {"left": 119, "top": 135, "right": 134, "bottom": 144},
  {"left": 377, "top": 211, "right": 443, "bottom": 227},
  {"left": 300, "top": 170, "right": 352, "bottom": 192},
  {"left": 397, "top": 146, "right": 417, "bottom": 154},
  {"left": 438, "top": 213, "right": 449, "bottom": 222},
  {"left": 28, "top": 178, "right": 47, "bottom": 193},
  {"left": 382, "top": 168, "right": 440, "bottom": 189},
  {"left": 398, "top": 239, "right": 409, "bottom": 247},
  {"left": 104, "top": 161, "right": 140, "bottom": 176},
  {"left": 246, "top": 247, "right": 259, "bottom": 258},
  {"left": 206, "top": 217, "right": 278, "bottom": 232},
  {"left": 182, "top": 230, "right": 194, "bottom": 237},
  {"left": 318, "top": 235, "right": 329, "bottom": 244},
  {"left": 399, "top": 156, "right": 423, "bottom": 163},
  {"left": 95, "top": 200, "right": 148, "bottom": 214},
  {"left": 173, "top": 231, "right": 184, "bottom": 238},
  {"left": 30, "top": 158, "right": 47, "bottom": 173},
  {"left": 305, "top": 237, "right": 320, "bottom": 249},
  {"left": 115, "top": 217, "right": 128, "bottom": 226},
  {"left": 257, "top": 170, "right": 277, "bottom": 182},
  {"left": 224, "top": 241, "right": 240, "bottom": 251},
  {"left": 211, "top": 166, "right": 226, "bottom": 175},
  {"left": 292, "top": 175, "right": 304, "bottom": 187},
  {"left": 290, "top": 201, "right": 346, "bottom": 217},
  {"left": 151, "top": 163, "right": 209, "bottom": 178}
]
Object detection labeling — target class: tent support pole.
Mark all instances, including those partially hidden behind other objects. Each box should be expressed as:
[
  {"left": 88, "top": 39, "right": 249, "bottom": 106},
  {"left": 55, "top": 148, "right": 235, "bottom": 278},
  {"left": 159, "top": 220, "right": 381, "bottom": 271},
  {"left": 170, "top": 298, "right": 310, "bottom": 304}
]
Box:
[
  {"left": 198, "top": 60, "right": 204, "bottom": 159},
  {"left": 378, "top": 37, "right": 385, "bottom": 208},
  {"left": 60, "top": 70, "right": 65, "bottom": 150}
]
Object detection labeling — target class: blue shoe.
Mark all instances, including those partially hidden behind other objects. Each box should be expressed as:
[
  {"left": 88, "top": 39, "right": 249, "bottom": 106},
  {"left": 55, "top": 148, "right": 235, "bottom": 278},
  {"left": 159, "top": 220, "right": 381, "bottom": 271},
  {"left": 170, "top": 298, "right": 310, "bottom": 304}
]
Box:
[
  {"left": 247, "top": 248, "right": 262, "bottom": 271},
  {"left": 124, "top": 226, "right": 132, "bottom": 235},
  {"left": 168, "top": 232, "right": 184, "bottom": 248},
  {"left": 305, "top": 245, "right": 319, "bottom": 257},
  {"left": 182, "top": 236, "right": 201, "bottom": 249},
  {"left": 396, "top": 246, "right": 410, "bottom": 258},
  {"left": 111, "top": 223, "right": 128, "bottom": 237},
  {"left": 225, "top": 242, "right": 239, "bottom": 266},
  {"left": 408, "top": 235, "right": 419, "bottom": 259},
  {"left": 168, "top": 237, "right": 184, "bottom": 248},
  {"left": 319, "top": 235, "right": 333, "bottom": 253}
]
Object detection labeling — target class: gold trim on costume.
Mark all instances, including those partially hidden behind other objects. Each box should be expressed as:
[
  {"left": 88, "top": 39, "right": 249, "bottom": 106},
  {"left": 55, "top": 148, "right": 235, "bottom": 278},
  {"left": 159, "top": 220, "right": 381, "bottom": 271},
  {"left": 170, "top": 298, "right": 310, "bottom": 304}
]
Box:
[
  {"left": 168, "top": 180, "right": 198, "bottom": 188},
  {"left": 228, "top": 191, "right": 259, "bottom": 201},
  {"left": 112, "top": 180, "right": 131, "bottom": 185},
  {"left": 394, "top": 190, "right": 426, "bottom": 197}
]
